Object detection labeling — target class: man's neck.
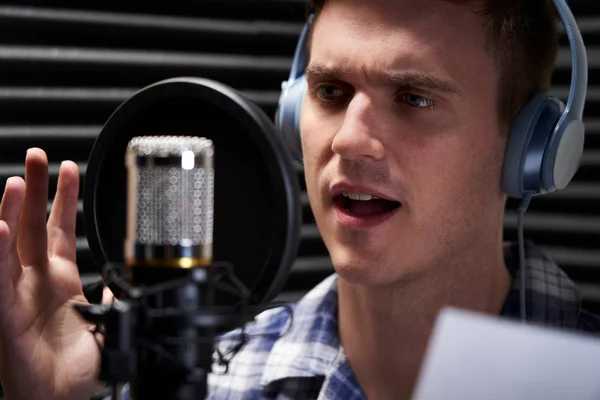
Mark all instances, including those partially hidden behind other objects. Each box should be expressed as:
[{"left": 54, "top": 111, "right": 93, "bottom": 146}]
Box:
[{"left": 337, "top": 241, "right": 512, "bottom": 400}]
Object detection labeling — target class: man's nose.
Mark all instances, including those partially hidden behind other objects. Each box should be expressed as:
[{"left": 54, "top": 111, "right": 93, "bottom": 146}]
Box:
[{"left": 331, "top": 93, "right": 385, "bottom": 161}]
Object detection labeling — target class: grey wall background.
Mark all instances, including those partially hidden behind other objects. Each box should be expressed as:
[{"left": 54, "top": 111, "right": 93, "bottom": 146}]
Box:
[{"left": 0, "top": 0, "right": 598, "bottom": 315}]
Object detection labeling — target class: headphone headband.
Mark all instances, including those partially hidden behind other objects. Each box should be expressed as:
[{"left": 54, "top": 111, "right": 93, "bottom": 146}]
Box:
[
  {"left": 286, "top": 13, "right": 315, "bottom": 87},
  {"left": 553, "top": 0, "right": 587, "bottom": 121}
]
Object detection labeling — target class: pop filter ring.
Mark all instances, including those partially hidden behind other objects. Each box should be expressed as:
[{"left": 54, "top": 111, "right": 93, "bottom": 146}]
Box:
[{"left": 83, "top": 77, "right": 302, "bottom": 311}]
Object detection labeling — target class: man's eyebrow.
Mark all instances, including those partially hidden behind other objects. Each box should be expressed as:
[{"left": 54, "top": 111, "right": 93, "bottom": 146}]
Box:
[
  {"left": 305, "top": 62, "right": 461, "bottom": 96},
  {"left": 305, "top": 63, "right": 347, "bottom": 81},
  {"left": 379, "top": 71, "right": 461, "bottom": 96}
]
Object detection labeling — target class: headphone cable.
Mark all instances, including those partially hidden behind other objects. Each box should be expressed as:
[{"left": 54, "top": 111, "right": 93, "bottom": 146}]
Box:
[{"left": 517, "top": 192, "right": 534, "bottom": 323}]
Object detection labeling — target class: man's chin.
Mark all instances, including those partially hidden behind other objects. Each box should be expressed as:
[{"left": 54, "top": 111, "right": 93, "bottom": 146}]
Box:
[
  {"left": 331, "top": 252, "right": 427, "bottom": 289},
  {"left": 333, "top": 261, "right": 398, "bottom": 288}
]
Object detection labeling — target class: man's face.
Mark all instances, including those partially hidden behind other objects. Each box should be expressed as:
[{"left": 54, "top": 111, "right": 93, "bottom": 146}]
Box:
[{"left": 300, "top": 0, "right": 509, "bottom": 286}]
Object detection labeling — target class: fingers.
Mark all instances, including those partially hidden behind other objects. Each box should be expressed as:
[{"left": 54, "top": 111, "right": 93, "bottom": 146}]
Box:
[
  {"left": 17, "top": 148, "right": 50, "bottom": 267},
  {"left": 0, "top": 177, "right": 26, "bottom": 283},
  {"left": 47, "top": 161, "right": 80, "bottom": 262},
  {"left": 0, "top": 221, "right": 16, "bottom": 285}
]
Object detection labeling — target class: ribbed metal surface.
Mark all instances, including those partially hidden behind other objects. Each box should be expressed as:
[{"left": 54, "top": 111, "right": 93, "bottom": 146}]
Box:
[{"left": 0, "top": 0, "right": 599, "bottom": 318}]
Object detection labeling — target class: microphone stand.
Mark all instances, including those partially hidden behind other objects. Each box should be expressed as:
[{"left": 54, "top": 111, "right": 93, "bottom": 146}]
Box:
[{"left": 76, "top": 261, "right": 254, "bottom": 400}]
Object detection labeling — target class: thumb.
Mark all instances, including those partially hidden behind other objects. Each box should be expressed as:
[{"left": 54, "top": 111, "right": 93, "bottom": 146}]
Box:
[{"left": 101, "top": 285, "right": 117, "bottom": 305}]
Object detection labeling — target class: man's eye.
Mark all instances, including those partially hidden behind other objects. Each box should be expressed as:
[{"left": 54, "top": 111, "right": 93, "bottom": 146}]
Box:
[
  {"left": 401, "top": 94, "right": 435, "bottom": 108},
  {"left": 316, "top": 85, "right": 346, "bottom": 101}
]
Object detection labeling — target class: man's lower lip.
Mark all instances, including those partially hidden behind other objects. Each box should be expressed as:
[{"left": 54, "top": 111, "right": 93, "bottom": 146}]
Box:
[{"left": 334, "top": 204, "right": 399, "bottom": 228}]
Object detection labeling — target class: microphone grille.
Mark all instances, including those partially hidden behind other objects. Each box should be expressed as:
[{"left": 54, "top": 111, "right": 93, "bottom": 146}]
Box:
[
  {"left": 127, "top": 136, "right": 214, "bottom": 247},
  {"left": 127, "top": 135, "right": 214, "bottom": 157}
]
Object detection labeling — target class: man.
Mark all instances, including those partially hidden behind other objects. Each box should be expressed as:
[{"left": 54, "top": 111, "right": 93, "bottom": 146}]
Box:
[{"left": 0, "top": 0, "right": 598, "bottom": 399}]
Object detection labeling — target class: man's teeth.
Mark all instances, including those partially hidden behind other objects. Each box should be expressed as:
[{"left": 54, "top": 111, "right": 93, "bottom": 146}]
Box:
[{"left": 341, "top": 191, "right": 380, "bottom": 201}]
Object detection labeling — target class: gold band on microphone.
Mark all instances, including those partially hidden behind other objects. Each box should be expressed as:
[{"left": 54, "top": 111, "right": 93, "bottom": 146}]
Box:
[{"left": 125, "top": 257, "right": 212, "bottom": 269}]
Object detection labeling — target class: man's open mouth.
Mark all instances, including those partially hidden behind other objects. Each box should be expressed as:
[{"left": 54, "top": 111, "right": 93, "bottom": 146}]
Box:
[{"left": 333, "top": 191, "right": 401, "bottom": 217}]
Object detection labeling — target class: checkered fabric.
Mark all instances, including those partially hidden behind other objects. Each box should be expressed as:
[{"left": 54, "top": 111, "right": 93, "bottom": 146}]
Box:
[{"left": 116, "top": 241, "right": 600, "bottom": 399}]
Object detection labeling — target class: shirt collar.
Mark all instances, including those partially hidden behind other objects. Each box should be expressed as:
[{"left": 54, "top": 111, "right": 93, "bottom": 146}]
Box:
[
  {"left": 259, "top": 241, "right": 585, "bottom": 388},
  {"left": 500, "top": 241, "right": 582, "bottom": 328},
  {"left": 260, "top": 274, "right": 343, "bottom": 387}
]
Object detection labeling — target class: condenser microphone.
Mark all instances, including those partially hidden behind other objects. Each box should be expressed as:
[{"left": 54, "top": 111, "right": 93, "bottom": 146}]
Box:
[{"left": 123, "top": 135, "right": 215, "bottom": 400}]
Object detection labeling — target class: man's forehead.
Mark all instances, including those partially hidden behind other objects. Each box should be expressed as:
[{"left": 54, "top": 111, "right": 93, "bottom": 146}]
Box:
[
  {"left": 308, "top": 0, "right": 491, "bottom": 70},
  {"left": 306, "top": 0, "right": 497, "bottom": 100},
  {"left": 312, "top": 0, "right": 481, "bottom": 36}
]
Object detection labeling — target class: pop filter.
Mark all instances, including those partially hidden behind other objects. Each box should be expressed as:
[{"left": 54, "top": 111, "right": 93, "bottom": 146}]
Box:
[{"left": 83, "top": 77, "right": 302, "bottom": 320}]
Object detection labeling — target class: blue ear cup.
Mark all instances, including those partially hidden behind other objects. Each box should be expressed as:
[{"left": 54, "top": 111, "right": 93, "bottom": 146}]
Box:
[
  {"left": 502, "top": 93, "right": 566, "bottom": 198},
  {"left": 502, "top": 92, "right": 585, "bottom": 198},
  {"left": 276, "top": 14, "right": 315, "bottom": 168},
  {"left": 501, "top": 0, "right": 587, "bottom": 199},
  {"left": 276, "top": 77, "right": 307, "bottom": 168}
]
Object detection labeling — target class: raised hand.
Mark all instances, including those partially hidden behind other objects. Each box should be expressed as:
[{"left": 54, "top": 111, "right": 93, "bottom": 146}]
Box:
[{"left": 0, "top": 148, "right": 110, "bottom": 400}]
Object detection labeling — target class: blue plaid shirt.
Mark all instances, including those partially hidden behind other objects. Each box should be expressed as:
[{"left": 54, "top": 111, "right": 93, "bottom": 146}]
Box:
[{"left": 118, "top": 242, "right": 600, "bottom": 399}]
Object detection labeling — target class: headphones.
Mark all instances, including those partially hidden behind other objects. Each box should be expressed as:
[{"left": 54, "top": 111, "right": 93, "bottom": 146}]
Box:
[{"left": 275, "top": 0, "right": 587, "bottom": 199}]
